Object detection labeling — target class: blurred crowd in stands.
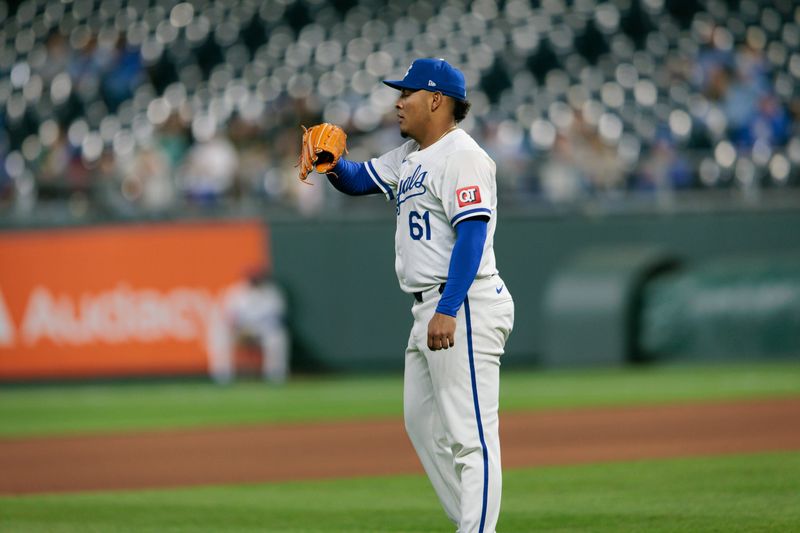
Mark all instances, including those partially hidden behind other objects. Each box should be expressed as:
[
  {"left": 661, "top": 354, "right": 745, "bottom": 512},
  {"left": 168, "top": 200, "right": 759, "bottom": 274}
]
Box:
[{"left": 1, "top": 0, "right": 799, "bottom": 218}]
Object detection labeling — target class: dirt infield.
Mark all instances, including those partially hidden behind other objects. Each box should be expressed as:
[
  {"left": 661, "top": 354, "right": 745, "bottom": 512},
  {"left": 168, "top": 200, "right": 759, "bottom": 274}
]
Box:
[{"left": 2, "top": 397, "right": 799, "bottom": 495}]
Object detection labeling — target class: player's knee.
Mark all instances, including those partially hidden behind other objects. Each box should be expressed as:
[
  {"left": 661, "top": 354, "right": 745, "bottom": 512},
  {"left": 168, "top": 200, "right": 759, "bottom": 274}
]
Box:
[{"left": 452, "top": 443, "right": 483, "bottom": 461}]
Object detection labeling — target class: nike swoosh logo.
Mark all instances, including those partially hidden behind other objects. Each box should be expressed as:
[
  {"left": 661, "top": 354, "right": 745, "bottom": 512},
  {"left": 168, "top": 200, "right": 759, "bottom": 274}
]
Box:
[{"left": 496, "top": 285, "right": 504, "bottom": 294}]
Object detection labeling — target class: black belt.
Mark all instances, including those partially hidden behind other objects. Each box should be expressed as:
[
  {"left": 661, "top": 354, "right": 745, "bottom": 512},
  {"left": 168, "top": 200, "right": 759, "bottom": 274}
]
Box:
[{"left": 413, "top": 283, "right": 446, "bottom": 303}]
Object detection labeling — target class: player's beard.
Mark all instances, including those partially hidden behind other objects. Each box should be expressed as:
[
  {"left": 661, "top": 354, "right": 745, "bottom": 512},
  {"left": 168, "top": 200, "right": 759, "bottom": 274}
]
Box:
[
  {"left": 400, "top": 129, "right": 422, "bottom": 144},
  {"left": 398, "top": 120, "right": 408, "bottom": 138},
  {"left": 399, "top": 123, "right": 414, "bottom": 140}
]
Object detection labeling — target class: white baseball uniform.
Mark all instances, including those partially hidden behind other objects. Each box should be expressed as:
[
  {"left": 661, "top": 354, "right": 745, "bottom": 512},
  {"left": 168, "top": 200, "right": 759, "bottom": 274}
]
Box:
[
  {"left": 210, "top": 280, "right": 290, "bottom": 384},
  {"left": 367, "top": 129, "right": 514, "bottom": 533}
]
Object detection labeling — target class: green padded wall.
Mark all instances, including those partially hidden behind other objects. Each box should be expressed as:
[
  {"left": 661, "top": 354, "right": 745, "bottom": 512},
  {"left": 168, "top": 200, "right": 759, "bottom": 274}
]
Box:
[{"left": 267, "top": 207, "right": 800, "bottom": 372}]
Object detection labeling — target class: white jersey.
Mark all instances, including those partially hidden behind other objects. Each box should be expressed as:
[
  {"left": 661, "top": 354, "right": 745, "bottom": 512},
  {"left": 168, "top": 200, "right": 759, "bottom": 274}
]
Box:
[{"left": 366, "top": 129, "right": 499, "bottom": 294}]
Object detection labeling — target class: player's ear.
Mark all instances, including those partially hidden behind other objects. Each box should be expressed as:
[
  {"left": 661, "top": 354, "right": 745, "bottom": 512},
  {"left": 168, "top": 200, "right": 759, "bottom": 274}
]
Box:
[{"left": 430, "top": 91, "right": 443, "bottom": 112}]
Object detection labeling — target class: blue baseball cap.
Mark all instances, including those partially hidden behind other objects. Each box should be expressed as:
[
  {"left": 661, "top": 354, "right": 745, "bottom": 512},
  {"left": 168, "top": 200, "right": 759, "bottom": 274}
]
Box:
[{"left": 383, "top": 58, "right": 467, "bottom": 101}]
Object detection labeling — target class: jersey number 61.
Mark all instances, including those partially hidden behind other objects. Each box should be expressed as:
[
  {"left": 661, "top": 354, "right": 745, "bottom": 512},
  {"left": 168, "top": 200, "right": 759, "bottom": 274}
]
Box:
[{"left": 409, "top": 211, "right": 431, "bottom": 240}]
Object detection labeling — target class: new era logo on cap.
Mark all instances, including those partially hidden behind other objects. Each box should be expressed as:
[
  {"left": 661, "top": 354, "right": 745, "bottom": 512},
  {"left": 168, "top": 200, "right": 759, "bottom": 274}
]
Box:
[{"left": 383, "top": 58, "right": 467, "bottom": 101}]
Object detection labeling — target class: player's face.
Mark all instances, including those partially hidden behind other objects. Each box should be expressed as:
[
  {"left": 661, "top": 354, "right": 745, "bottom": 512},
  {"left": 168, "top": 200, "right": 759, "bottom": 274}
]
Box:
[{"left": 396, "top": 89, "right": 431, "bottom": 141}]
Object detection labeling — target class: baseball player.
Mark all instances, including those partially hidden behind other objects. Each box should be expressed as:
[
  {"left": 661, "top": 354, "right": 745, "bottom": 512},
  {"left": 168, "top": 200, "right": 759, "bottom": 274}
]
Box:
[
  {"left": 297, "top": 58, "right": 514, "bottom": 533},
  {"left": 210, "top": 267, "right": 290, "bottom": 384}
]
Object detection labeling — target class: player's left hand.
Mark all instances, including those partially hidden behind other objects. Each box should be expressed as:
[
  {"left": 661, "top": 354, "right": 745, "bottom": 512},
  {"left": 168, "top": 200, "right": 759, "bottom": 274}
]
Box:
[
  {"left": 427, "top": 312, "right": 456, "bottom": 351},
  {"left": 296, "top": 123, "right": 348, "bottom": 181}
]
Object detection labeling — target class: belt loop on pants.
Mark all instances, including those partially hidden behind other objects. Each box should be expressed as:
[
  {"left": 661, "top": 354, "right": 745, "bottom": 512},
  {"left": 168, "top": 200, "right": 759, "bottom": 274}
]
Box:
[{"left": 413, "top": 283, "right": 446, "bottom": 303}]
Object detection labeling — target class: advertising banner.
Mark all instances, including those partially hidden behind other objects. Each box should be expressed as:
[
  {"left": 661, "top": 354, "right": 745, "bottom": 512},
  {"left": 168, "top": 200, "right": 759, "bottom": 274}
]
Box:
[{"left": 0, "top": 221, "right": 268, "bottom": 380}]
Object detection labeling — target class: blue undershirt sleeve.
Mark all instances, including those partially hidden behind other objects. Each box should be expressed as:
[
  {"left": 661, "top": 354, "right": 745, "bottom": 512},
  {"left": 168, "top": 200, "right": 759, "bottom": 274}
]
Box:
[
  {"left": 435, "top": 218, "right": 488, "bottom": 317},
  {"left": 326, "top": 158, "right": 381, "bottom": 196}
]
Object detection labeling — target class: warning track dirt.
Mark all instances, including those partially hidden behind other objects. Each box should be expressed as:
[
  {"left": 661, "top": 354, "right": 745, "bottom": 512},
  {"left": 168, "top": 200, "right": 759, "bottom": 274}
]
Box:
[{"left": 1, "top": 397, "right": 798, "bottom": 494}]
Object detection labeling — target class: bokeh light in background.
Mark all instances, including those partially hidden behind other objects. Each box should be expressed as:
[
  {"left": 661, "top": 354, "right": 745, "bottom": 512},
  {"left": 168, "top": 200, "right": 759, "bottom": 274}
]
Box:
[{"left": 0, "top": 0, "right": 798, "bottom": 216}]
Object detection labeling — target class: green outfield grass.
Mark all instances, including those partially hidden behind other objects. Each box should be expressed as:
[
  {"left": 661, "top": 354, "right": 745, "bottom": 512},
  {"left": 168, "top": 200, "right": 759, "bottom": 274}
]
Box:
[
  {"left": 1, "top": 361, "right": 799, "bottom": 437},
  {"left": 1, "top": 452, "right": 797, "bottom": 532}
]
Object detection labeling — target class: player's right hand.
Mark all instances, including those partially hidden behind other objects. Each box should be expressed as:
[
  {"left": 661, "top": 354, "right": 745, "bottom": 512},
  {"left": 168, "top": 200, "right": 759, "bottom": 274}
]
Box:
[{"left": 427, "top": 312, "right": 456, "bottom": 351}]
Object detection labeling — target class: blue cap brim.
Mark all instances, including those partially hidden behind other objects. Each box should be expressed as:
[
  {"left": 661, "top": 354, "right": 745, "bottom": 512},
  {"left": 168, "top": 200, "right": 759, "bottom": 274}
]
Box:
[{"left": 383, "top": 80, "right": 412, "bottom": 91}]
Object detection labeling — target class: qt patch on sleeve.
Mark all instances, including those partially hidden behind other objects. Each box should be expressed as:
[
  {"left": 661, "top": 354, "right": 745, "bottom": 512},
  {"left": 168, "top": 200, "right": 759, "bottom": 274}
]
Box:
[{"left": 456, "top": 186, "right": 482, "bottom": 207}]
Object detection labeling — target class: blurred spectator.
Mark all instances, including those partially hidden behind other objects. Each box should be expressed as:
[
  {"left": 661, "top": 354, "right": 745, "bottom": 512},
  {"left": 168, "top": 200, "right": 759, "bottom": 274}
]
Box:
[
  {"left": 480, "top": 119, "right": 531, "bottom": 196},
  {"left": 633, "top": 138, "right": 694, "bottom": 193},
  {"left": 228, "top": 114, "right": 269, "bottom": 199},
  {"left": 0, "top": 152, "right": 12, "bottom": 208},
  {"left": 40, "top": 31, "right": 71, "bottom": 85},
  {"left": 178, "top": 118, "right": 238, "bottom": 205},
  {"left": 101, "top": 37, "right": 144, "bottom": 112},
  {"left": 35, "top": 125, "right": 92, "bottom": 200},
  {"left": 723, "top": 69, "right": 763, "bottom": 146},
  {"left": 118, "top": 141, "right": 175, "bottom": 212},
  {"left": 749, "top": 93, "right": 791, "bottom": 148},
  {"left": 539, "top": 134, "right": 587, "bottom": 202},
  {"left": 571, "top": 120, "right": 626, "bottom": 194},
  {"left": 156, "top": 113, "right": 191, "bottom": 173}
]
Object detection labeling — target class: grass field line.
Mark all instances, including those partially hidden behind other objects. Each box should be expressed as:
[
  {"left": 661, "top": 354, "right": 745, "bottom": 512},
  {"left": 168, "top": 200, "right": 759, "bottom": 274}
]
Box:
[
  {"left": 0, "top": 361, "right": 798, "bottom": 437},
  {"left": 0, "top": 452, "right": 798, "bottom": 532}
]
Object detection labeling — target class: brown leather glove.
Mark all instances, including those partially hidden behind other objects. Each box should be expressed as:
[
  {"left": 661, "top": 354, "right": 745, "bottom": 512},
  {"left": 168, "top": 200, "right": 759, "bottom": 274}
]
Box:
[{"left": 296, "top": 123, "right": 348, "bottom": 181}]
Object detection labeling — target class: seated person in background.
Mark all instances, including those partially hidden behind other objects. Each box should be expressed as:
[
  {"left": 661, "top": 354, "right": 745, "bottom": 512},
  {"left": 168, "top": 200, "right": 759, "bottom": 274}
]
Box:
[{"left": 212, "top": 266, "right": 290, "bottom": 384}]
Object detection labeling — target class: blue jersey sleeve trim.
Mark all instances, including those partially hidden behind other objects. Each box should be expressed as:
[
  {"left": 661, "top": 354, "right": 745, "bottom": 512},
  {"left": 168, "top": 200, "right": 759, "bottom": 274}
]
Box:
[
  {"left": 435, "top": 219, "right": 487, "bottom": 317},
  {"left": 366, "top": 161, "right": 395, "bottom": 200},
  {"left": 450, "top": 207, "right": 492, "bottom": 226}
]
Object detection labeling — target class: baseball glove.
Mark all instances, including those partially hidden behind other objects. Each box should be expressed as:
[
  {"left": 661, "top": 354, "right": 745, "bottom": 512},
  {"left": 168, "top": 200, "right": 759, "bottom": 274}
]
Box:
[{"left": 296, "top": 123, "right": 348, "bottom": 181}]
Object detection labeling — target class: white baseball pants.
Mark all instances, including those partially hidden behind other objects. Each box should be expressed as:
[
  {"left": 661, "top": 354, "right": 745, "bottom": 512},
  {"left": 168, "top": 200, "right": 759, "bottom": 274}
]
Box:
[{"left": 404, "top": 275, "right": 514, "bottom": 533}]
